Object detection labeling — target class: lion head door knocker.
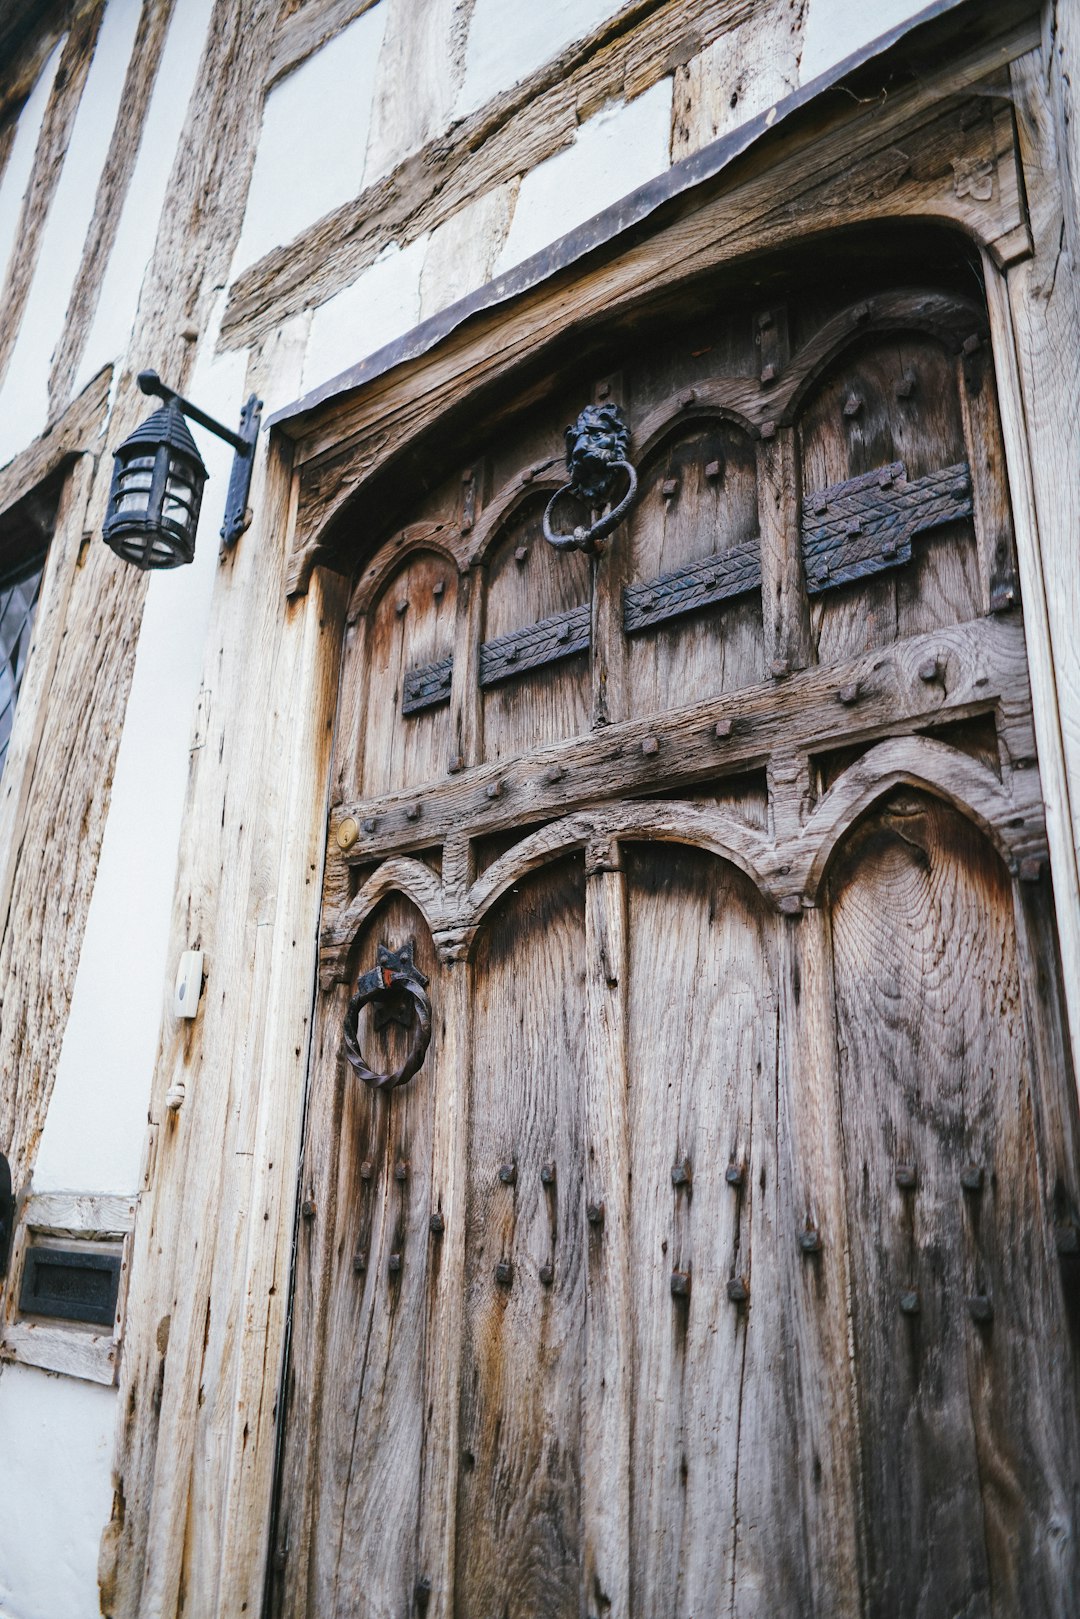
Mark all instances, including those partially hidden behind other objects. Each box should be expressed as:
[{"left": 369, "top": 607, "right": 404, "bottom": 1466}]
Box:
[
  {"left": 342, "top": 941, "right": 432, "bottom": 1090},
  {"left": 542, "top": 402, "right": 639, "bottom": 554}
]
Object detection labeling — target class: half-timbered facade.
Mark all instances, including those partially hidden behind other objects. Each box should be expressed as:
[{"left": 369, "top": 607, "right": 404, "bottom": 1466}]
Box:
[{"left": 1, "top": 2, "right": 1079, "bottom": 1616}]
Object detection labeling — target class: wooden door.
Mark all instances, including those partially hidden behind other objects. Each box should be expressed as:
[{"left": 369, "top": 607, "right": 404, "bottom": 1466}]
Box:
[{"left": 269, "top": 270, "right": 1080, "bottom": 1618}]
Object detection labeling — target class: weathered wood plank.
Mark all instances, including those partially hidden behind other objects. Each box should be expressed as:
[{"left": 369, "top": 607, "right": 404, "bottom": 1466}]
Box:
[
  {"left": 455, "top": 858, "right": 586, "bottom": 1618},
  {"left": 582, "top": 854, "right": 631, "bottom": 1617}
]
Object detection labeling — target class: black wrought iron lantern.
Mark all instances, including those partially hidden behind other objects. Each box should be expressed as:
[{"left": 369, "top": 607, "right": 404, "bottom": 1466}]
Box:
[{"left": 102, "top": 370, "right": 261, "bottom": 569}]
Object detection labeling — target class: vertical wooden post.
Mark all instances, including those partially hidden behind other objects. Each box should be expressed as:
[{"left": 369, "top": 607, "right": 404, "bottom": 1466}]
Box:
[
  {"left": 416, "top": 938, "right": 472, "bottom": 1618},
  {"left": 775, "top": 906, "right": 863, "bottom": 1610},
  {"left": 757, "top": 427, "right": 810, "bottom": 678},
  {"left": 582, "top": 835, "right": 632, "bottom": 1617}
]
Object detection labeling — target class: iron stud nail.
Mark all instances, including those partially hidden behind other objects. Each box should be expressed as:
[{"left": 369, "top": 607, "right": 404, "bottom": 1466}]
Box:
[
  {"left": 878, "top": 466, "right": 896, "bottom": 487},
  {"left": 800, "top": 1225, "right": 823, "bottom": 1253},
  {"left": 703, "top": 571, "right": 718, "bottom": 588},
  {"left": 962, "top": 333, "right": 982, "bottom": 355},
  {"left": 714, "top": 718, "right": 733, "bottom": 739},
  {"left": 545, "top": 764, "right": 567, "bottom": 784},
  {"left": 812, "top": 496, "right": 828, "bottom": 515},
  {"left": 641, "top": 735, "right": 660, "bottom": 757},
  {"left": 448, "top": 754, "right": 463, "bottom": 774},
  {"left": 726, "top": 1162, "right": 745, "bottom": 1187},
  {"left": 498, "top": 1162, "right": 517, "bottom": 1185},
  {"left": 433, "top": 580, "right": 445, "bottom": 598},
  {"left": 881, "top": 538, "right": 898, "bottom": 558},
  {"left": 1019, "top": 856, "right": 1043, "bottom": 883},
  {"left": 727, "top": 1276, "right": 749, "bottom": 1304},
  {"left": 843, "top": 392, "right": 863, "bottom": 417},
  {"left": 360, "top": 1160, "right": 374, "bottom": 1180},
  {"left": 389, "top": 1253, "right": 402, "bottom": 1274},
  {"left": 405, "top": 803, "right": 421, "bottom": 822},
  {"left": 917, "top": 657, "right": 940, "bottom": 682},
  {"left": 896, "top": 369, "right": 917, "bottom": 398},
  {"left": 670, "top": 1269, "right": 691, "bottom": 1298},
  {"left": 395, "top": 599, "right": 408, "bottom": 616},
  {"left": 757, "top": 310, "right": 775, "bottom": 331},
  {"left": 671, "top": 1158, "right": 692, "bottom": 1188},
  {"left": 662, "top": 478, "right": 679, "bottom": 499},
  {"left": 505, "top": 646, "right": 518, "bottom": 663},
  {"left": 353, "top": 1251, "right": 367, "bottom": 1273},
  {"left": 539, "top": 1263, "right": 554, "bottom": 1287},
  {"left": 779, "top": 894, "right": 802, "bottom": 917},
  {"left": 415, "top": 1576, "right": 432, "bottom": 1610},
  {"left": 770, "top": 658, "right": 791, "bottom": 679},
  {"left": 705, "top": 459, "right": 722, "bottom": 480},
  {"left": 895, "top": 1164, "right": 918, "bottom": 1189},
  {"left": 495, "top": 1259, "right": 513, "bottom": 1286},
  {"left": 273, "top": 1547, "right": 288, "bottom": 1571},
  {"left": 899, "top": 1290, "right": 920, "bottom": 1315},
  {"left": 760, "top": 420, "right": 777, "bottom": 439},
  {"left": 967, "top": 1293, "right": 993, "bottom": 1322},
  {"left": 486, "top": 780, "right": 503, "bottom": 800},
  {"left": 960, "top": 1163, "right": 985, "bottom": 1192},
  {"left": 845, "top": 518, "right": 862, "bottom": 538},
  {"left": 853, "top": 301, "right": 871, "bottom": 323},
  {"left": 429, "top": 1212, "right": 445, "bottom": 1235},
  {"left": 680, "top": 388, "right": 697, "bottom": 408},
  {"left": 838, "top": 682, "right": 859, "bottom": 706},
  {"left": 586, "top": 1201, "right": 605, "bottom": 1226},
  {"left": 362, "top": 817, "right": 377, "bottom": 834},
  {"left": 556, "top": 621, "right": 571, "bottom": 642},
  {"left": 301, "top": 1198, "right": 316, "bottom": 1220},
  {"left": 540, "top": 1161, "right": 556, "bottom": 1186},
  {"left": 760, "top": 362, "right": 777, "bottom": 385},
  {"left": 514, "top": 545, "right": 529, "bottom": 563},
  {"left": 394, "top": 1161, "right": 409, "bottom": 1182},
  {"left": 596, "top": 381, "right": 611, "bottom": 400}
]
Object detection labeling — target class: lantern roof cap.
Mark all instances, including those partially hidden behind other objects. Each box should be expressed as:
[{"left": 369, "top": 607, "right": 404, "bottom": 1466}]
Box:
[{"left": 120, "top": 397, "right": 206, "bottom": 470}]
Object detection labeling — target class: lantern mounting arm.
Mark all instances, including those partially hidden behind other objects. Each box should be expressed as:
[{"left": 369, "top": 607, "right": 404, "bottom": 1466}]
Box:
[{"left": 137, "top": 369, "right": 262, "bottom": 547}]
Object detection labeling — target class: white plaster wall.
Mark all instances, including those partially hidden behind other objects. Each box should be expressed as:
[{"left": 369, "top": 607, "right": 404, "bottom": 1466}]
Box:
[
  {"left": 455, "top": 0, "right": 626, "bottom": 117},
  {"left": 75, "top": 0, "right": 219, "bottom": 396},
  {"left": 0, "top": 0, "right": 143, "bottom": 466},
  {"left": 232, "top": 1, "right": 388, "bottom": 272},
  {"left": 303, "top": 233, "right": 428, "bottom": 393},
  {"left": 494, "top": 80, "right": 674, "bottom": 274},
  {"left": 34, "top": 307, "right": 248, "bottom": 1196},
  {"left": 800, "top": 0, "right": 935, "bottom": 80},
  {"left": 0, "top": 41, "right": 63, "bottom": 311},
  {"left": 0, "top": 1365, "right": 116, "bottom": 1619}
]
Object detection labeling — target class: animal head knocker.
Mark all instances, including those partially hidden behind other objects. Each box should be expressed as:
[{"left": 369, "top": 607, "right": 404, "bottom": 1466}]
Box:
[
  {"left": 342, "top": 940, "right": 432, "bottom": 1090},
  {"left": 543, "top": 402, "right": 639, "bottom": 554}
]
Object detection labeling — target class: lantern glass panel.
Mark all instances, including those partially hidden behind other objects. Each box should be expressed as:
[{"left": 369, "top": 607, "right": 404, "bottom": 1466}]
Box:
[{"left": 115, "top": 455, "right": 157, "bottom": 514}]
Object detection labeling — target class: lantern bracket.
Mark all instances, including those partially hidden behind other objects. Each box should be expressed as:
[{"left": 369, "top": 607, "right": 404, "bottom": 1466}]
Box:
[{"left": 137, "top": 370, "right": 262, "bottom": 548}]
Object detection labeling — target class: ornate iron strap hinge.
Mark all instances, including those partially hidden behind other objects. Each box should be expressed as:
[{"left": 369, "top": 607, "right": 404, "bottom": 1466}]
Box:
[
  {"left": 343, "top": 941, "right": 432, "bottom": 1090},
  {"left": 542, "top": 403, "right": 639, "bottom": 554},
  {"left": 801, "top": 460, "right": 972, "bottom": 593}
]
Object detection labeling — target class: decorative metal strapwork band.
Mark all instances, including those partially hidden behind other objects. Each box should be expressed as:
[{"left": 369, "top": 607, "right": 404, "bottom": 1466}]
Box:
[
  {"left": 543, "top": 402, "right": 639, "bottom": 553},
  {"left": 342, "top": 941, "right": 432, "bottom": 1090},
  {"left": 399, "top": 455, "right": 977, "bottom": 714}
]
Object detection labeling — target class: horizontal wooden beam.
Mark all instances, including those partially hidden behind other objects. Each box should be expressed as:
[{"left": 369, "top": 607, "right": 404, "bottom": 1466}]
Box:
[{"left": 330, "top": 614, "right": 1034, "bottom": 863}]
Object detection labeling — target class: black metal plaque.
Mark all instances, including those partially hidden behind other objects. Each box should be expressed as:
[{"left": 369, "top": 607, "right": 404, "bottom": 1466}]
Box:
[
  {"left": 479, "top": 604, "right": 590, "bottom": 688},
  {"left": 19, "top": 1245, "right": 122, "bottom": 1328},
  {"left": 801, "top": 460, "right": 972, "bottom": 594},
  {"left": 623, "top": 538, "right": 762, "bottom": 633},
  {"left": 402, "top": 656, "right": 453, "bottom": 715}
]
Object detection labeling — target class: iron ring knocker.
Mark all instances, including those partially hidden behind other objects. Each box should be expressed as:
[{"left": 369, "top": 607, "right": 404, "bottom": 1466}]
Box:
[
  {"left": 542, "top": 460, "right": 638, "bottom": 554},
  {"left": 542, "top": 401, "right": 639, "bottom": 555},
  {"left": 342, "top": 942, "right": 432, "bottom": 1091}
]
